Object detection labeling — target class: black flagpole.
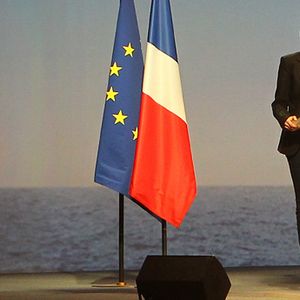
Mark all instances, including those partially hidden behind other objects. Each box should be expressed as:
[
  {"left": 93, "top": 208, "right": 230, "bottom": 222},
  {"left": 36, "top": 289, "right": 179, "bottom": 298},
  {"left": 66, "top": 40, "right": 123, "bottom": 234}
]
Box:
[
  {"left": 162, "top": 220, "right": 167, "bottom": 255},
  {"left": 117, "top": 193, "right": 126, "bottom": 286},
  {"left": 93, "top": 193, "right": 166, "bottom": 287},
  {"left": 92, "top": 193, "right": 127, "bottom": 287}
]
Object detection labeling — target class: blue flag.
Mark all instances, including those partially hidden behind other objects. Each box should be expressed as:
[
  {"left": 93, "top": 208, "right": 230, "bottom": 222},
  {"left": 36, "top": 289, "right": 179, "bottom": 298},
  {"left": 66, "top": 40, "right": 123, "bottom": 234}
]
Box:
[{"left": 94, "top": 0, "right": 143, "bottom": 196}]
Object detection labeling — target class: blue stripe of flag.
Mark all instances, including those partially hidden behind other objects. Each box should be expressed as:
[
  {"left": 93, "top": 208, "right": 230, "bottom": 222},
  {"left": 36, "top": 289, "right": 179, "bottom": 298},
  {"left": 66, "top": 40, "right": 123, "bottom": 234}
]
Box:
[{"left": 147, "top": 0, "right": 178, "bottom": 61}]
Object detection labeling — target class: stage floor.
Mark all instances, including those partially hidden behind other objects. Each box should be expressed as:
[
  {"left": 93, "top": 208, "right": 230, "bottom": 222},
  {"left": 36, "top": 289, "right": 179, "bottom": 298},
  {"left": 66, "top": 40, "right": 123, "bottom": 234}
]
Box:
[{"left": 1, "top": 266, "right": 300, "bottom": 299}]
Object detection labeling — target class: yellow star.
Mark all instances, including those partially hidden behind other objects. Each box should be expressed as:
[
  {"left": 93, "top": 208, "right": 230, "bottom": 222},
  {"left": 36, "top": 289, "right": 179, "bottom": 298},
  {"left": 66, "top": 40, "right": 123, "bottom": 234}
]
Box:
[
  {"left": 106, "top": 86, "right": 118, "bottom": 101},
  {"left": 132, "top": 127, "right": 138, "bottom": 140},
  {"left": 113, "top": 110, "right": 128, "bottom": 125},
  {"left": 123, "top": 43, "right": 135, "bottom": 57},
  {"left": 110, "top": 62, "right": 122, "bottom": 76}
]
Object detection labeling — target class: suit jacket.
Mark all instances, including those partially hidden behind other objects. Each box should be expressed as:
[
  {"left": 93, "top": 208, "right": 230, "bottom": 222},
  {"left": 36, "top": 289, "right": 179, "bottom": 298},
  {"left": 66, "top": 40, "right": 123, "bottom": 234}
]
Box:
[{"left": 272, "top": 52, "right": 300, "bottom": 156}]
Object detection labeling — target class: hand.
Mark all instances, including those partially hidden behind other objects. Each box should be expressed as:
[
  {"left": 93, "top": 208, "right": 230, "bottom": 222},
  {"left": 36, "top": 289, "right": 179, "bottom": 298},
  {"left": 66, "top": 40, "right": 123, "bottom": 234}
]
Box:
[{"left": 284, "top": 116, "right": 299, "bottom": 132}]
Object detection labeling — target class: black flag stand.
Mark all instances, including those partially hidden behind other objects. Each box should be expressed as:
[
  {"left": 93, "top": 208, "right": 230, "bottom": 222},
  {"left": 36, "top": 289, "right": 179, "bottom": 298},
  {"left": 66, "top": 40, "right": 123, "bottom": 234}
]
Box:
[
  {"left": 93, "top": 193, "right": 168, "bottom": 287},
  {"left": 92, "top": 193, "right": 128, "bottom": 287},
  {"left": 117, "top": 193, "right": 126, "bottom": 286},
  {"left": 117, "top": 195, "right": 169, "bottom": 284},
  {"left": 162, "top": 220, "right": 167, "bottom": 255}
]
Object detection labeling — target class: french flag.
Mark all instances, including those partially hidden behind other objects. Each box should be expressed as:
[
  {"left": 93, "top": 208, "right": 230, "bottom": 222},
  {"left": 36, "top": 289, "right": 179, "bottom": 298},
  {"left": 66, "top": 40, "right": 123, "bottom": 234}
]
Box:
[{"left": 130, "top": 0, "right": 197, "bottom": 227}]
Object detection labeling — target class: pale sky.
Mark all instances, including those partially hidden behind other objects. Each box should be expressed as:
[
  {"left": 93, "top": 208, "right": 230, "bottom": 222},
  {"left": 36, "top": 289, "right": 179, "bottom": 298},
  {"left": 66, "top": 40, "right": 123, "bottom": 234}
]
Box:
[{"left": 1, "top": 0, "right": 300, "bottom": 187}]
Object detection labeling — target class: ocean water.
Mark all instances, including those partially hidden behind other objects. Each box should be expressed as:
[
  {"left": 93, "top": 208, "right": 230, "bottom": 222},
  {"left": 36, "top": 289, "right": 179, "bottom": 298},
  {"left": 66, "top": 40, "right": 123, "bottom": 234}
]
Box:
[{"left": 0, "top": 186, "right": 300, "bottom": 273}]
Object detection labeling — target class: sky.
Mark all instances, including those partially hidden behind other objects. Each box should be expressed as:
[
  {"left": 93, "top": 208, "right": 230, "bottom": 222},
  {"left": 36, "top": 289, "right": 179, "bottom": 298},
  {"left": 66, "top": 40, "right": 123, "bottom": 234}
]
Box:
[{"left": 1, "top": 0, "right": 300, "bottom": 187}]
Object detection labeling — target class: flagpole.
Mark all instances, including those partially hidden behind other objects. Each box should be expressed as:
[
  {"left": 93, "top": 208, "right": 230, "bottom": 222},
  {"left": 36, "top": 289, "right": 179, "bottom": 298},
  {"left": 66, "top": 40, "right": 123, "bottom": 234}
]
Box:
[
  {"left": 162, "top": 220, "right": 167, "bottom": 255},
  {"left": 93, "top": 0, "right": 143, "bottom": 288},
  {"left": 117, "top": 193, "right": 126, "bottom": 286},
  {"left": 92, "top": 193, "right": 128, "bottom": 287}
]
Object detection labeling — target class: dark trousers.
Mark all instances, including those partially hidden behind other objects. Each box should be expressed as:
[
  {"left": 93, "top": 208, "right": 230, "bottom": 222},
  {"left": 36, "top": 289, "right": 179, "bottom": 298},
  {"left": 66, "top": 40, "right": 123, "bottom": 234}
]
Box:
[{"left": 287, "top": 150, "right": 300, "bottom": 245}]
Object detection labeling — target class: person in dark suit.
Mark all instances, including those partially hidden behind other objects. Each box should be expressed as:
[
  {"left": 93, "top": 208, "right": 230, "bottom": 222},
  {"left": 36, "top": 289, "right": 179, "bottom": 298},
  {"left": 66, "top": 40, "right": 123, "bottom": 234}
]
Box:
[{"left": 272, "top": 51, "right": 300, "bottom": 245}]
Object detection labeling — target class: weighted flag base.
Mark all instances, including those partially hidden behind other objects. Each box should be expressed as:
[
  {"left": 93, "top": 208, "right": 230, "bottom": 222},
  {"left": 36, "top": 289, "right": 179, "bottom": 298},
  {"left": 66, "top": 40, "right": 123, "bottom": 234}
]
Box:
[
  {"left": 92, "top": 194, "right": 128, "bottom": 288},
  {"left": 91, "top": 281, "right": 134, "bottom": 288},
  {"left": 116, "top": 281, "right": 127, "bottom": 287}
]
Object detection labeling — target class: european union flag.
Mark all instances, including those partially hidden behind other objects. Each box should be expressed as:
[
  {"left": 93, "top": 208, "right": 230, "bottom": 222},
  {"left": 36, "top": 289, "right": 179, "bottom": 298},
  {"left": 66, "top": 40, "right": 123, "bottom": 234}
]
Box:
[{"left": 94, "top": 0, "right": 143, "bottom": 196}]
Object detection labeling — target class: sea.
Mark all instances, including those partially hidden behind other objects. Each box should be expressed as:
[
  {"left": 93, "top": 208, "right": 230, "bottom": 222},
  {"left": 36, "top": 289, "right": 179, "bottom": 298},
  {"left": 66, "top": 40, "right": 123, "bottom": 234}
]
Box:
[{"left": 1, "top": 186, "right": 300, "bottom": 273}]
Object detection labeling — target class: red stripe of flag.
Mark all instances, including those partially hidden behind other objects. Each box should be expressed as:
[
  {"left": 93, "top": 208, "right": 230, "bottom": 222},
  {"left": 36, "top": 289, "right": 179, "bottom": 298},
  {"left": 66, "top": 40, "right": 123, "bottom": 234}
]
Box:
[{"left": 130, "top": 93, "right": 197, "bottom": 227}]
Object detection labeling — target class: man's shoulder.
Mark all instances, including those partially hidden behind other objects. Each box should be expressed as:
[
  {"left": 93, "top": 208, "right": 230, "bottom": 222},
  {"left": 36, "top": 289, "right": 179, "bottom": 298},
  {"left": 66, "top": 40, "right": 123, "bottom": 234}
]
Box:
[{"left": 282, "top": 51, "right": 300, "bottom": 63}]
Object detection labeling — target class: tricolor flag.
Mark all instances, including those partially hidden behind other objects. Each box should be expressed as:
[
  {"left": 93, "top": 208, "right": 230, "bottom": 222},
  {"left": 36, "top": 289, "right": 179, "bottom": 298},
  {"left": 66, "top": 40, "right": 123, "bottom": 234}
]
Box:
[
  {"left": 94, "top": 0, "right": 143, "bottom": 196},
  {"left": 130, "top": 0, "right": 197, "bottom": 227}
]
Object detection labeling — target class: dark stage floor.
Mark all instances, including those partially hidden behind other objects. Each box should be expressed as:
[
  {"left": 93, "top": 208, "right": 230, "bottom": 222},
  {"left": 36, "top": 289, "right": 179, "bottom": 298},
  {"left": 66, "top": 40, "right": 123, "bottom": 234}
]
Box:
[{"left": 1, "top": 266, "right": 300, "bottom": 299}]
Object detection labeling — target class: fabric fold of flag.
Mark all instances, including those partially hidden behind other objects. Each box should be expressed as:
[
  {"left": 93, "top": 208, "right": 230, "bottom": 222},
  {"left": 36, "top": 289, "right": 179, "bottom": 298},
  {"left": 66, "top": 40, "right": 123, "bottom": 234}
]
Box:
[
  {"left": 94, "top": 0, "right": 143, "bottom": 196},
  {"left": 130, "top": 0, "right": 197, "bottom": 227}
]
